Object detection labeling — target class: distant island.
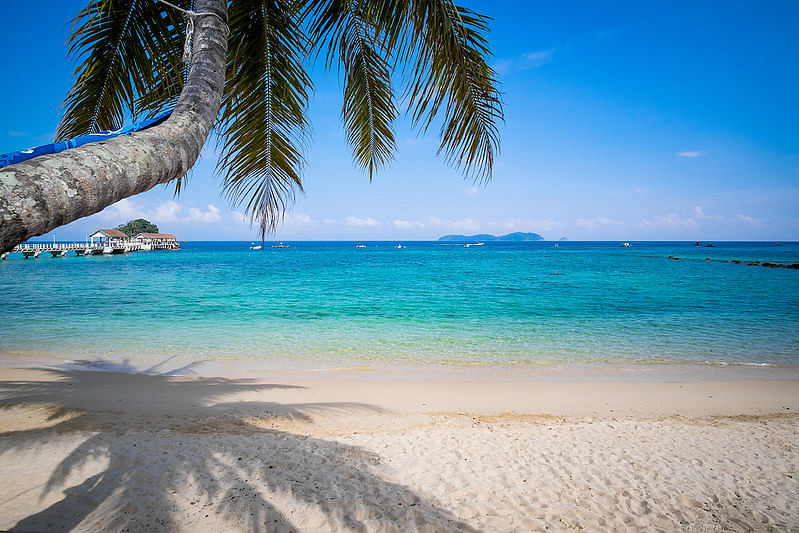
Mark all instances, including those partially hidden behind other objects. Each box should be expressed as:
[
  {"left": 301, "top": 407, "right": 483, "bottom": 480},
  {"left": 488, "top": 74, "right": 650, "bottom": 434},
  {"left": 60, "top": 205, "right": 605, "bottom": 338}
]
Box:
[{"left": 438, "top": 232, "right": 544, "bottom": 242}]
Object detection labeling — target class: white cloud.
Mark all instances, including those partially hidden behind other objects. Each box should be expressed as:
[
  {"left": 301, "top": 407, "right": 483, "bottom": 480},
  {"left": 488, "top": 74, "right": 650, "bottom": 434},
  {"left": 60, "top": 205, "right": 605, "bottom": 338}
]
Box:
[
  {"left": 235, "top": 211, "right": 315, "bottom": 228},
  {"left": 638, "top": 206, "right": 759, "bottom": 229},
  {"left": 463, "top": 186, "right": 480, "bottom": 197},
  {"left": 99, "top": 199, "right": 222, "bottom": 225},
  {"left": 151, "top": 200, "right": 182, "bottom": 223},
  {"left": 345, "top": 216, "right": 379, "bottom": 228},
  {"left": 520, "top": 49, "right": 554, "bottom": 69},
  {"left": 100, "top": 198, "right": 140, "bottom": 221},
  {"left": 427, "top": 217, "right": 480, "bottom": 232},
  {"left": 487, "top": 220, "right": 518, "bottom": 230},
  {"left": 287, "top": 213, "right": 313, "bottom": 225},
  {"left": 576, "top": 216, "right": 624, "bottom": 228},
  {"left": 640, "top": 213, "right": 697, "bottom": 228},
  {"left": 691, "top": 206, "right": 723, "bottom": 222},
  {"left": 187, "top": 204, "right": 221, "bottom": 223},
  {"left": 492, "top": 58, "right": 514, "bottom": 76},
  {"left": 639, "top": 206, "right": 726, "bottom": 228},
  {"left": 392, "top": 219, "right": 425, "bottom": 229},
  {"left": 487, "top": 218, "right": 560, "bottom": 232},
  {"left": 493, "top": 48, "right": 554, "bottom": 75},
  {"left": 676, "top": 150, "right": 706, "bottom": 158},
  {"left": 529, "top": 218, "right": 560, "bottom": 232},
  {"left": 323, "top": 218, "right": 336, "bottom": 225}
]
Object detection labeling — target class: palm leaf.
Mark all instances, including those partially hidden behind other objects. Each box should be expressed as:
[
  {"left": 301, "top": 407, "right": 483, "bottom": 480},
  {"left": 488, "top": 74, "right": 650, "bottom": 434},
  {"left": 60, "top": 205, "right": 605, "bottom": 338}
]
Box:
[
  {"left": 132, "top": 8, "right": 188, "bottom": 119},
  {"left": 217, "top": 0, "right": 312, "bottom": 238},
  {"left": 57, "top": 0, "right": 187, "bottom": 140},
  {"left": 374, "top": 0, "right": 503, "bottom": 182},
  {"left": 307, "top": 0, "right": 398, "bottom": 180}
]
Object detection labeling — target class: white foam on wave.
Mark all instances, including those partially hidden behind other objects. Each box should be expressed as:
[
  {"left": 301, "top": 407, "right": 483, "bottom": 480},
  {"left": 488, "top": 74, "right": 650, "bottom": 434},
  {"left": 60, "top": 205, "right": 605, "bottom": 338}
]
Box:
[{"left": 702, "top": 360, "right": 772, "bottom": 367}]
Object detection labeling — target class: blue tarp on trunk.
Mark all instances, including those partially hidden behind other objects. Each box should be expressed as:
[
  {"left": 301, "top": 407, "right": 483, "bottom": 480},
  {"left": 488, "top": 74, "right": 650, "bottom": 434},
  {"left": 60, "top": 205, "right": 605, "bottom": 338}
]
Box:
[{"left": 0, "top": 111, "right": 172, "bottom": 170}]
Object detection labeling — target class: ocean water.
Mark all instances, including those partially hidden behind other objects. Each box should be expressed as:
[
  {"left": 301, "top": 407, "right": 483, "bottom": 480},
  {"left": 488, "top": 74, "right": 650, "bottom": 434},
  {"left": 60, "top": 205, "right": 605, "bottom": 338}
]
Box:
[{"left": 1, "top": 241, "right": 797, "bottom": 372}]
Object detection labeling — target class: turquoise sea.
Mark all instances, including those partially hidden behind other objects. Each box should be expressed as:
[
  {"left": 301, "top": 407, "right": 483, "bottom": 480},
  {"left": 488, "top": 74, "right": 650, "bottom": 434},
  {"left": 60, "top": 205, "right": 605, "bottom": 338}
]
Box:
[{"left": 1, "top": 241, "right": 798, "bottom": 373}]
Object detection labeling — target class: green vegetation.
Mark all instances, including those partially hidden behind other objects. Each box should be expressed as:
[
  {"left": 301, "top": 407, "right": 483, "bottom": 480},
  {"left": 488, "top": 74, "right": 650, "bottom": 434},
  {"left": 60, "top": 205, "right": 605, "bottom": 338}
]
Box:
[
  {"left": 117, "top": 219, "right": 159, "bottom": 237},
  {"left": 438, "top": 232, "right": 544, "bottom": 242}
]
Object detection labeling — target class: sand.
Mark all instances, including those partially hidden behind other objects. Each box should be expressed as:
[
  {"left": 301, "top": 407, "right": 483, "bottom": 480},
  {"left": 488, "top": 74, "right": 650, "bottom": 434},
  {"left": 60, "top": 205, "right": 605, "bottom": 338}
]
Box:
[{"left": 0, "top": 366, "right": 798, "bottom": 531}]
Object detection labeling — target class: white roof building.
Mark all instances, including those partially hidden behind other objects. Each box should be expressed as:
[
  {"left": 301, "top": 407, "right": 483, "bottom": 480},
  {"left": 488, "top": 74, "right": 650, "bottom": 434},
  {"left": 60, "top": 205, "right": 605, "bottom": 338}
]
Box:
[
  {"left": 89, "top": 229, "right": 129, "bottom": 243},
  {"left": 133, "top": 232, "right": 177, "bottom": 242}
]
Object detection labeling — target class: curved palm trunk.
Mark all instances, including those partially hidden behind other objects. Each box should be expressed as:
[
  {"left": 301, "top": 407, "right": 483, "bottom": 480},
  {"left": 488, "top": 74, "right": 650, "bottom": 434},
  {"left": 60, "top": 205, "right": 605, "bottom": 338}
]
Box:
[{"left": 0, "top": 0, "right": 228, "bottom": 253}]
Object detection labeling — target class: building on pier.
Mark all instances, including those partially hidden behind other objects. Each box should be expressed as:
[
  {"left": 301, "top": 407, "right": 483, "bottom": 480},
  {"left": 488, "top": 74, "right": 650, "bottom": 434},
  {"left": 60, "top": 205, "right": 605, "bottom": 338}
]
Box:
[
  {"left": 133, "top": 232, "right": 179, "bottom": 250},
  {"left": 3, "top": 228, "right": 178, "bottom": 260},
  {"left": 89, "top": 229, "right": 129, "bottom": 246}
]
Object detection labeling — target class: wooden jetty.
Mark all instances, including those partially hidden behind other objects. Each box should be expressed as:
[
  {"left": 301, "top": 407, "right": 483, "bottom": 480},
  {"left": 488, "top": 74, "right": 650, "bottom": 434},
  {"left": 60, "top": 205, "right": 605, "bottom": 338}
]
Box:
[
  {"left": 3, "top": 242, "right": 143, "bottom": 260},
  {"left": 1, "top": 228, "right": 178, "bottom": 260}
]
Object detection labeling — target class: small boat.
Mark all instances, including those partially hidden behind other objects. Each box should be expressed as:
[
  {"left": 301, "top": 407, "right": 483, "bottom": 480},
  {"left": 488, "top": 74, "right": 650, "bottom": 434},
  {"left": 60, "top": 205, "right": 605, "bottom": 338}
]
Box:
[
  {"left": 554, "top": 243, "right": 560, "bottom": 248},
  {"left": 355, "top": 244, "right": 366, "bottom": 248},
  {"left": 464, "top": 242, "right": 484, "bottom": 248},
  {"left": 272, "top": 242, "right": 290, "bottom": 248},
  {"left": 694, "top": 241, "right": 702, "bottom": 247},
  {"left": 395, "top": 244, "right": 405, "bottom": 249},
  {"left": 623, "top": 242, "right": 631, "bottom": 247},
  {"left": 249, "top": 242, "right": 262, "bottom": 250}
]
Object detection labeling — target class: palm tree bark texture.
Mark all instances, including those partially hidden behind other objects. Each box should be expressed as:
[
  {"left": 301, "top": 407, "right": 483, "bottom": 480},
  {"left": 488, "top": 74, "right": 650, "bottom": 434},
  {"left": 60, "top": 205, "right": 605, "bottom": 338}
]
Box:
[{"left": 0, "top": 0, "right": 228, "bottom": 253}]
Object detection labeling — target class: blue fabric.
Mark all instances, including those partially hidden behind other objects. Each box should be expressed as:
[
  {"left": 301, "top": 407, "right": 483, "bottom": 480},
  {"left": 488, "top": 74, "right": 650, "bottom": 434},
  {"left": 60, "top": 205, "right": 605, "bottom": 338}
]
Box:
[{"left": 0, "top": 111, "right": 172, "bottom": 169}]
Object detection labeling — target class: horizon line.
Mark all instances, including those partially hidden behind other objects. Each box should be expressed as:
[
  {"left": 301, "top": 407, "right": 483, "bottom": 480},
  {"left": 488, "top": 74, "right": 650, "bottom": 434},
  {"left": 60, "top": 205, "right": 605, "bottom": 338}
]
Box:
[{"left": 23, "top": 238, "right": 797, "bottom": 243}]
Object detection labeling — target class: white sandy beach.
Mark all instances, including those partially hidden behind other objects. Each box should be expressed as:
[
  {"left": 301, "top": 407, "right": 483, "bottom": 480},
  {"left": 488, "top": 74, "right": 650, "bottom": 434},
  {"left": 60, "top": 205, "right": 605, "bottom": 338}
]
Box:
[{"left": 1, "top": 367, "right": 798, "bottom": 531}]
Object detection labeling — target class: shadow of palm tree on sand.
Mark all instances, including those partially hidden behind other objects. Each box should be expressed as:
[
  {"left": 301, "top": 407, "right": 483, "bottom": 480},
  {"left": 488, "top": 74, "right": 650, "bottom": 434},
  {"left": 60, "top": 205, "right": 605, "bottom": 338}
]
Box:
[{"left": 0, "top": 360, "right": 478, "bottom": 532}]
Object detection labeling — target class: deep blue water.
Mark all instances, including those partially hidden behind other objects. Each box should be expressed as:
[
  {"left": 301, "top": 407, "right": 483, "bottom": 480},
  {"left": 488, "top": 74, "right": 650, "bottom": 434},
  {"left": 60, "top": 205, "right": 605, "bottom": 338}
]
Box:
[{"left": 1, "top": 241, "right": 797, "bottom": 369}]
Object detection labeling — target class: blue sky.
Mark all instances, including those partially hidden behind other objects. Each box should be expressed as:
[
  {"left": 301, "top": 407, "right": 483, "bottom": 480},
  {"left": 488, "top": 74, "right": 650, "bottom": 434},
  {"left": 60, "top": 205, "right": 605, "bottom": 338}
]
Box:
[{"left": 1, "top": 1, "right": 797, "bottom": 241}]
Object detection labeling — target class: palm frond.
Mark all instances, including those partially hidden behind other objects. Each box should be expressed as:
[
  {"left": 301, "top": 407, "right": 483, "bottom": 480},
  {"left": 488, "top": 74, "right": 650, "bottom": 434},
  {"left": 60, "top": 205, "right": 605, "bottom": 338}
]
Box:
[
  {"left": 217, "top": 0, "right": 312, "bottom": 238},
  {"left": 57, "top": 0, "right": 187, "bottom": 140},
  {"left": 132, "top": 10, "right": 187, "bottom": 119},
  {"left": 374, "top": 0, "right": 503, "bottom": 183},
  {"left": 308, "top": 0, "right": 398, "bottom": 179}
]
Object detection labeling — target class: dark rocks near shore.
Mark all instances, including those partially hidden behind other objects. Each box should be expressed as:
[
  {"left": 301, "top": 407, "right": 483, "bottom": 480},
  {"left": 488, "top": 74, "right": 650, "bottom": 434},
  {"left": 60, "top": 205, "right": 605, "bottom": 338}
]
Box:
[
  {"left": 761, "top": 262, "right": 799, "bottom": 269},
  {"left": 670, "top": 256, "right": 799, "bottom": 270}
]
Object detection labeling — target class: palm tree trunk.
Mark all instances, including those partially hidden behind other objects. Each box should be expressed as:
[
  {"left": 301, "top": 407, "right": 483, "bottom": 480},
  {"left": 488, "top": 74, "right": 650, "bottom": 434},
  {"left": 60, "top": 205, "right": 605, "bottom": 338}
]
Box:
[{"left": 0, "top": 0, "right": 228, "bottom": 253}]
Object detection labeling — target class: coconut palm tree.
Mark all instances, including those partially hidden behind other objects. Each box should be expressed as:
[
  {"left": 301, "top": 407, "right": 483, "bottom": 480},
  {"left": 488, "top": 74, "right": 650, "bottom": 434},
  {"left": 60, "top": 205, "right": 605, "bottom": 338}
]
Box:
[{"left": 0, "top": 0, "right": 502, "bottom": 253}]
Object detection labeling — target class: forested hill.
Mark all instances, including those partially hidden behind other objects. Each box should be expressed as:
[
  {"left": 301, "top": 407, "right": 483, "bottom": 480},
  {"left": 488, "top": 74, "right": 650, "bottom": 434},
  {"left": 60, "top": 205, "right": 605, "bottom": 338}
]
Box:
[{"left": 438, "top": 232, "right": 544, "bottom": 242}]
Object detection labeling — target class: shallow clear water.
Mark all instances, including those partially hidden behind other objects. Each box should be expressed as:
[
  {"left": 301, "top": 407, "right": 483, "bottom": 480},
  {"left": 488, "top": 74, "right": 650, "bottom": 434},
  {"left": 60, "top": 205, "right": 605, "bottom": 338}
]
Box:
[{"left": 1, "top": 241, "right": 797, "bottom": 369}]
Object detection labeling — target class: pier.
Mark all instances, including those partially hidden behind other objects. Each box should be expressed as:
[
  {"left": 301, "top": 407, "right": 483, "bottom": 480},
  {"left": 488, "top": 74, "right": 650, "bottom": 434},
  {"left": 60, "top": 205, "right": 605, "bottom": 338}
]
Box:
[
  {"left": 1, "top": 228, "right": 178, "bottom": 260},
  {"left": 3, "top": 242, "right": 142, "bottom": 260}
]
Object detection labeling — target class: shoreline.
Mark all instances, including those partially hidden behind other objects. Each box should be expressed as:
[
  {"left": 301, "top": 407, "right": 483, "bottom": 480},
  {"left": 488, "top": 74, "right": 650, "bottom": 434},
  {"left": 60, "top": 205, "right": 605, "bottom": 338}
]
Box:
[{"left": 3, "top": 349, "right": 799, "bottom": 384}]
